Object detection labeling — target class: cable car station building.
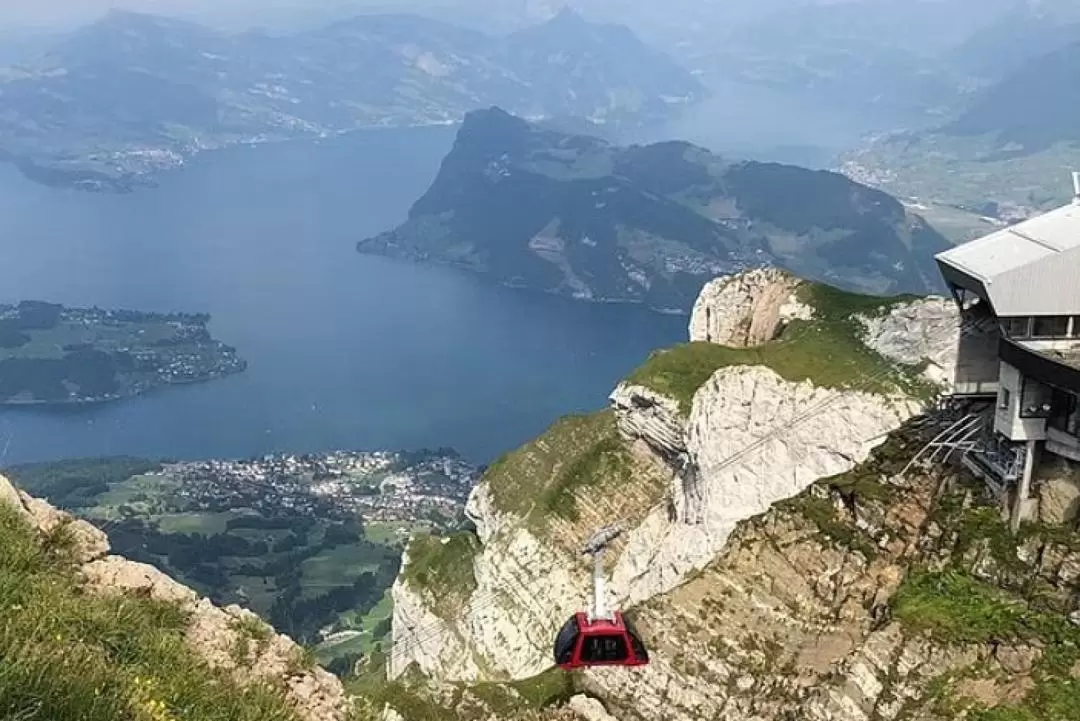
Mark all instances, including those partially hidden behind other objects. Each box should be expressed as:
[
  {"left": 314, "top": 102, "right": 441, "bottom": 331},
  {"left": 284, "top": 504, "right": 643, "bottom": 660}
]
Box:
[{"left": 936, "top": 189, "right": 1080, "bottom": 528}]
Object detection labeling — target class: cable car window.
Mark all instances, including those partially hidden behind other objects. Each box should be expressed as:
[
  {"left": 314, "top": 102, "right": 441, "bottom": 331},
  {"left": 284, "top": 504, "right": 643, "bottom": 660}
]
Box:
[
  {"left": 623, "top": 616, "right": 649, "bottom": 662},
  {"left": 581, "top": 634, "right": 628, "bottom": 663},
  {"left": 554, "top": 617, "right": 580, "bottom": 665}
]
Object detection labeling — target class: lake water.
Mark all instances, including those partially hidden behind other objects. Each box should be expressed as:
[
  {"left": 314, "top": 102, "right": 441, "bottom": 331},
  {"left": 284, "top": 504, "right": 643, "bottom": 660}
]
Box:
[{"left": 0, "top": 127, "right": 685, "bottom": 465}]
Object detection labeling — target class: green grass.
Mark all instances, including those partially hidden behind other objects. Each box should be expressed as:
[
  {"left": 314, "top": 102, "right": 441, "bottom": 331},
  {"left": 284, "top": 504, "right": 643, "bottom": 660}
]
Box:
[
  {"left": 0, "top": 504, "right": 299, "bottom": 721},
  {"left": 625, "top": 282, "right": 930, "bottom": 416},
  {"left": 6, "top": 458, "right": 165, "bottom": 510},
  {"left": 894, "top": 568, "right": 1080, "bottom": 719},
  {"left": 93, "top": 473, "right": 183, "bottom": 511},
  {"left": 349, "top": 668, "right": 575, "bottom": 721},
  {"left": 897, "top": 569, "right": 1080, "bottom": 721},
  {"left": 843, "top": 134, "right": 1080, "bottom": 211},
  {"left": 483, "top": 411, "right": 618, "bottom": 520},
  {"left": 480, "top": 410, "right": 665, "bottom": 532},
  {"left": 968, "top": 676, "right": 1080, "bottom": 721},
  {"left": 535, "top": 431, "right": 631, "bottom": 525},
  {"left": 401, "top": 533, "right": 480, "bottom": 619},
  {"left": 156, "top": 512, "right": 237, "bottom": 536},
  {"left": 364, "top": 522, "right": 413, "bottom": 546},
  {"left": 507, "top": 667, "right": 575, "bottom": 707},
  {"left": 893, "top": 570, "right": 1080, "bottom": 648},
  {"left": 0, "top": 320, "right": 186, "bottom": 362},
  {"left": 299, "top": 543, "right": 384, "bottom": 598}
]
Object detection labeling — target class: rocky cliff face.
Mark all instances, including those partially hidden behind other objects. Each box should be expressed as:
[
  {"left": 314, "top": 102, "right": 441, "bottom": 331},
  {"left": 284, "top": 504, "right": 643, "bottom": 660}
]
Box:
[
  {"left": 386, "top": 271, "right": 968, "bottom": 704},
  {"left": 580, "top": 428, "right": 1080, "bottom": 721},
  {"left": 687, "top": 267, "right": 813, "bottom": 347},
  {"left": 0, "top": 473, "right": 351, "bottom": 721}
]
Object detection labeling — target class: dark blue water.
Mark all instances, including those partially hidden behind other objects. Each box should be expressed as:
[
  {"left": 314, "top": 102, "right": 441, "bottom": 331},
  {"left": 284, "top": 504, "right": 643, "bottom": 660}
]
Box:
[{"left": 0, "top": 127, "right": 685, "bottom": 465}]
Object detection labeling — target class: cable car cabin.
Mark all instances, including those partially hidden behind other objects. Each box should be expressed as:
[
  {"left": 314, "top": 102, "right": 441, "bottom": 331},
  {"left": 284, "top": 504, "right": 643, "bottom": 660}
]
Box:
[{"left": 554, "top": 612, "right": 649, "bottom": 670}]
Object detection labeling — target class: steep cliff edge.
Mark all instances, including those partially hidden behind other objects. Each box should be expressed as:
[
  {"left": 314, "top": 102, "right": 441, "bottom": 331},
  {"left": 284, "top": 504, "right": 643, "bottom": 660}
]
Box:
[
  {"left": 580, "top": 426, "right": 1080, "bottom": 721},
  {"left": 378, "top": 428, "right": 1080, "bottom": 721},
  {"left": 0, "top": 473, "right": 350, "bottom": 721},
  {"left": 384, "top": 270, "right": 968, "bottom": 703}
]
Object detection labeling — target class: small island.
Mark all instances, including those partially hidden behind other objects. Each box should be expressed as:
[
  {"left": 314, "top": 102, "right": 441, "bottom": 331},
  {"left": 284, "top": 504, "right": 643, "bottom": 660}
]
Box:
[{"left": 0, "top": 300, "right": 246, "bottom": 405}]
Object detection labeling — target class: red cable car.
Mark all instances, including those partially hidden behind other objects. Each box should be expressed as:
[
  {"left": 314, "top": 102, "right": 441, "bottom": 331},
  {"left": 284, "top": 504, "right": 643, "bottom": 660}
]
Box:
[
  {"left": 552, "top": 525, "right": 650, "bottom": 670},
  {"left": 554, "top": 611, "right": 649, "bottom": 669}
]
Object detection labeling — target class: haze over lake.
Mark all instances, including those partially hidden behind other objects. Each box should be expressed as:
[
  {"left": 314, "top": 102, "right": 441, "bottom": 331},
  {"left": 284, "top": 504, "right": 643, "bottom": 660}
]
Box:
[{"left": 0, "top": 127, "right": 684, "bottom": 465}]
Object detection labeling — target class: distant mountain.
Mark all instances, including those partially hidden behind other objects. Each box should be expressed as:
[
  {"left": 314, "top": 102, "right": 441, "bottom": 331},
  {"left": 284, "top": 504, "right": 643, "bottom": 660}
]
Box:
[
  {"left": 947, "top": 3, "right": 1080, "bottom": 82},
  {"left": 358, "top": 108, "right": 949, "bottom": 312},
  {"left": 699, "top": 0, "right": 982, "bottom": 121},
  {"left": 0, "top": 9, "right": 702, "bottom": 191},
  {"left": 841, "top": 36, "right": 1080, "bottom": 213},
  {"left": 945, "top": 39, "right": 1080, "bottom": 153}
]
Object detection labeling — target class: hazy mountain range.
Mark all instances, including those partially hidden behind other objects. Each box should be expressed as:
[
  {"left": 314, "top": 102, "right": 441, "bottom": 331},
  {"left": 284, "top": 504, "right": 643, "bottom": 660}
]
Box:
[
  {"left": 0, "top": 8, "right": 702, "bottom": 191},
  {"left": 841, "top": 32, "right": 1080, "bottom": 213}
]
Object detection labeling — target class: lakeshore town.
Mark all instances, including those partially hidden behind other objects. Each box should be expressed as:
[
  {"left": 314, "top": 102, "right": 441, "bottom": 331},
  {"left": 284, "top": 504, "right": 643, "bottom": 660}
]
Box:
[
  {"left": 0, "top": 301, "right": 247, "bottom": 405},
  {"left": 145, "top": 449, "right": 479, "bottom": 526}
]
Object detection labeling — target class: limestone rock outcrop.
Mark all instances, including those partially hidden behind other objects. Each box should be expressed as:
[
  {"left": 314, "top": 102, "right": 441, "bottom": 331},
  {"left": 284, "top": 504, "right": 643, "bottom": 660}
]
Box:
[
  {"left": 689, "top": 268, "right": 812, "bottom": 346},
  {"left": 0, "top": 473, "right": 351, "bottom": 721},
  {"left": 858, "top": 296, "right": 963, "bottom": 390},
  {"left": 567, "top": 695, "right": 620, "bottom": 721},
  {"left": 389, "top": 271, "right": 948, "bottom": 686},
  {"left": 376, "top": 269, "right": 1080, "bottom": 721},
  {"left": 613, "top": 367, "right": 919, "bottom": 606}
]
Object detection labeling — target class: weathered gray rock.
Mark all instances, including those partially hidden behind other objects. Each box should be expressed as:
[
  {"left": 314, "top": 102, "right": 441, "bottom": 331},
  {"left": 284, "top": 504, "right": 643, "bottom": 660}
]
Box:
[
  {"left": 0, "top": 475, "right": 110, "bottom": 564},
  {"left": 82, "top": 556, "right": 201, "bottom": 607},
  {"left": 858, "top": 297, "right": 962, "bottom": 389},
  {"left": 568, "top": 694, "right": 620, "bottom": 721},
  {"left": 1036, "top": 456, "right": 1080, "bottom": 525},
  {"left": 389, "top": 270, "right": 930, "bottom": 686},
  {"left": 689, "top": 268, "right": 812, "bottom": 347},
  {"left": 609, "top": 384, "right": 686, "bottom": 460}
]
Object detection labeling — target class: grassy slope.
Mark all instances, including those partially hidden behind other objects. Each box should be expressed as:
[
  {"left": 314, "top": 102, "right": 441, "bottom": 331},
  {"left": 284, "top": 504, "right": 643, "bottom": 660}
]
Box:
[
  {"left": 350, "top": 667, "right": 576, "bottom": 721},
  {"left": 400, "top": 532, "right": 481, "bottom": 620},
  {"left": 480, "top": 410, "right": 639, "bottom": 528},
  {"left": 7, "top": 458, "right": 403, "bottom": 668},
  {"left": 845, "top": 136, "right": 1080, "bottom": 211},
  {"left": 399, "top": 409, "right": 666, "bottom": 620},
  {"left": 0, "top": 504, "right": 299, "bottom": 721},
  {"left": 626, "top": 283, "right": 932, "bottom": 415}
]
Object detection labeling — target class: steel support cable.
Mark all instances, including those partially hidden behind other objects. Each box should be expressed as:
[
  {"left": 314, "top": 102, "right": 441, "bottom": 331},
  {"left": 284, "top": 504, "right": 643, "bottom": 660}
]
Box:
[{"left": 365, "top": 311, "right": 1001, "bottom": 681}]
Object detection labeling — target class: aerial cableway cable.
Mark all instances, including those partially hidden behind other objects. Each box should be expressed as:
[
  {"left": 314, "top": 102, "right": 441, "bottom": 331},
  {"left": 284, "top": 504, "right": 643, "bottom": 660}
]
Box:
[
  {"left": 85, "top": 309, "right": 995, "bottom": 681},
  {"left": 361, "top": 307, "right": 999, "bottom": 679}
]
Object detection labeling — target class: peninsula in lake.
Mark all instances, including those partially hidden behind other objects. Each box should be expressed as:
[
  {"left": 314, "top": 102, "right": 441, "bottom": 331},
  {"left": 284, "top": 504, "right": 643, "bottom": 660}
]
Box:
[
  {"left": 359, "top": 107, "right": 950, "bottom": 313},
  {"left": 0, "top": 301, "right": 246, "bottom": 405}
]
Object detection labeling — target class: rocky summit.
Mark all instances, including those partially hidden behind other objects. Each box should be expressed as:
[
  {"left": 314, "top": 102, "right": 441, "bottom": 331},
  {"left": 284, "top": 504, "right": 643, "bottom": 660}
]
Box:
[
  {"left": 372, "top": 269, "right": 1080, "bottom": 721},
  {"left": 358, "top": 109, "right": 950, "bottom": 313}
]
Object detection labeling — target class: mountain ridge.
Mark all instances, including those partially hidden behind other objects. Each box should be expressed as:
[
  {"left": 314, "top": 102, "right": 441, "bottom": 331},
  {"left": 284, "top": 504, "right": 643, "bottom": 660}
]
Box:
[
  {"left": 368, "top": 269, "right": 1080, "bottom": 721},
  {"left": 0, "top": 9, "right": 702, "bottom": 191},
  {"left": 358, "top": 108, "right": 949, "bottom": 312},
  {"left": 840, "top": 31, "right": 1080, "bottom": 213}
]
